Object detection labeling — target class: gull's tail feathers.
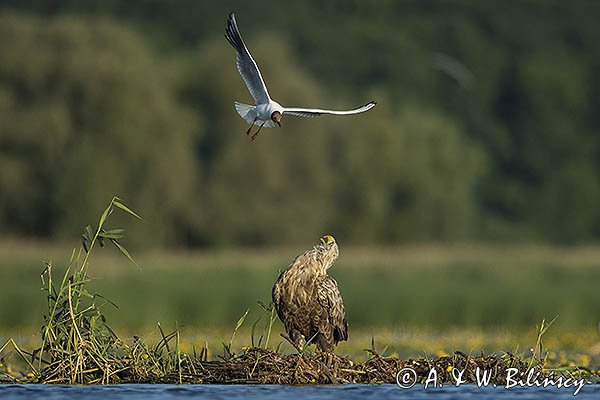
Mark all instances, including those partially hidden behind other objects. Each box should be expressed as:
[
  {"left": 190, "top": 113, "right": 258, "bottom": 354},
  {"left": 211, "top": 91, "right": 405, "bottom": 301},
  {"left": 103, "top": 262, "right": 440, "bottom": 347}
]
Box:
[
  {"left": 234, "top": 102, "right": 276, "bottom": 127},
  {"left": 235, "top": 102, "right": 255, "bottom": 123}
]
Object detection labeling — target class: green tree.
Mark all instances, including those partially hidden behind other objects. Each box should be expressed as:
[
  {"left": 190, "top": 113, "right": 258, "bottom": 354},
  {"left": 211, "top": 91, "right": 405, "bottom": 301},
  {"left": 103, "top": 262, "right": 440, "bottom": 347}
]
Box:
[
  {"left": 328, "top": 101, "right": 485, "bottom": 243},
  {"left": 0, "top": 12, "right": 198, "bottom": 245}
]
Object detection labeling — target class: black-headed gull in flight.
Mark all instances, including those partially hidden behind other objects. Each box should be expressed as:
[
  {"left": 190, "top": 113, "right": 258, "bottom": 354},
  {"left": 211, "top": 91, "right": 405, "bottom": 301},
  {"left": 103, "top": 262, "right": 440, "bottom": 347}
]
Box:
[{"left": 225, "top": 13, "right": 376, "bottom": 141}]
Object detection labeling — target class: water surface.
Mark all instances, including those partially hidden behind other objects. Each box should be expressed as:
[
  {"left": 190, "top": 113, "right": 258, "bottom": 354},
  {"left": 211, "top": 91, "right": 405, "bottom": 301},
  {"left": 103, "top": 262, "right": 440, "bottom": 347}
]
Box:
[{"left": 1, "top": 384, "right": 599, "bottom": 400}]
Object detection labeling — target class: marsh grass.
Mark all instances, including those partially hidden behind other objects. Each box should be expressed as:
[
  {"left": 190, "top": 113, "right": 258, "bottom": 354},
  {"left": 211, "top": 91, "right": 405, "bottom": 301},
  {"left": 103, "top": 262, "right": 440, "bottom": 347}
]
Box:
[
  {"left": 31, "top": 197, "right": 143, "bottom": 383},
  {"left": 250, "top": 301, "right": 278, "bottom": 351},
  {"left": 0, "top": 197, "right": 186, "bottom": 384},
  {"left": 222, "top": 309, "right": 249, "bottom": 360},
  {"left": 528, "top": 315, "right": 558, "bottom": 371}
]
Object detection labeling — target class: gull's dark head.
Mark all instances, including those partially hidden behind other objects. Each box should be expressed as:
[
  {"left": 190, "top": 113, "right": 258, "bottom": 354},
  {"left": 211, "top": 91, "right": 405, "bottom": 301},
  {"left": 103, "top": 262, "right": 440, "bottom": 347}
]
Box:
[{"left": 271, "top": 111, "right": 282, "bottom": 127}]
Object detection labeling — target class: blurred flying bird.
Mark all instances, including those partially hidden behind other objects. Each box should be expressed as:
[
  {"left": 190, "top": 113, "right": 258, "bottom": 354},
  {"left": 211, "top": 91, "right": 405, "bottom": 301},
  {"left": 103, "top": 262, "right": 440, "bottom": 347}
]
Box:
[
  {"left": 272, "top": 235, "right": 347, "bottom": 352},
  {"left": 225, "top": 13, "right": 376, "bottom": 140}
]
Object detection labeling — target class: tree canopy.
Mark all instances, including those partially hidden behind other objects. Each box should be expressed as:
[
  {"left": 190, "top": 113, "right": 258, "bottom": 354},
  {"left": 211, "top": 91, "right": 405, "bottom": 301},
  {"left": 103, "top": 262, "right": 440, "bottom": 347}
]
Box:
[{"left": 0, "top": 1, "right": 598, "bottom": 245}]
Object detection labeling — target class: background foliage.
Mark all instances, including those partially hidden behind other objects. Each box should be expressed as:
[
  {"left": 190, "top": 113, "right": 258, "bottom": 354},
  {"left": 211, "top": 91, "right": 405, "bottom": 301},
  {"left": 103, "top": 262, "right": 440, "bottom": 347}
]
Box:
[{"left": 0, "top": 1, "right": 599, "bottom": 246}]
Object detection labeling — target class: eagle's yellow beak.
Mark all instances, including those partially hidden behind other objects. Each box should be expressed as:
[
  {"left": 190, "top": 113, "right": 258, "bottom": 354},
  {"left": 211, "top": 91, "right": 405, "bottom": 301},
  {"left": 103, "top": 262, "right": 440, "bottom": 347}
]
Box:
[{"left": 320, "top": 235, "right": 335, "bottom": 245}]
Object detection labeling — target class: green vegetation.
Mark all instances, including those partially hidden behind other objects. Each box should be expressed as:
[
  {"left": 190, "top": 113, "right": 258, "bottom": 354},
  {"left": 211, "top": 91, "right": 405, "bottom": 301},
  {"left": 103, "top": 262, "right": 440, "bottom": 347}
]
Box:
[
  {"left": 0, "top": 201, "right": 598, "bottom": 383},
  {"left": 0, "top": 198, "right": 187, "bottom": 383},
  {"left": 0, "top": 2, "right": 599, "bottom": 246},
  {"left": 2, "top": 239, "right": 599, "bottom": 373},
  {"left": 0, "top": 12, "right": 197, "bottom": 246},
  {"left": 2, "top": 241, "right": 599, "bottom": 333}
]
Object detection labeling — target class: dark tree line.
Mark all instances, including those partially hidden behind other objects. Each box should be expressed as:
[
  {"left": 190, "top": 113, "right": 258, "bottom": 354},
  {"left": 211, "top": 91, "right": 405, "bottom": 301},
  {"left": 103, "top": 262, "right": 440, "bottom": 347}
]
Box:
[{"left": 0, "top": 1, "right": 598, "bottom": 245}]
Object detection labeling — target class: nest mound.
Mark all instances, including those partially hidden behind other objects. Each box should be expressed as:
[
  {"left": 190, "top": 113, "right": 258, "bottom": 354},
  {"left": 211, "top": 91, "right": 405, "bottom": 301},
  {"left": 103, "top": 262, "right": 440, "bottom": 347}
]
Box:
[{"left": 152, "top": 347, "right": 535, "bottom": 385}]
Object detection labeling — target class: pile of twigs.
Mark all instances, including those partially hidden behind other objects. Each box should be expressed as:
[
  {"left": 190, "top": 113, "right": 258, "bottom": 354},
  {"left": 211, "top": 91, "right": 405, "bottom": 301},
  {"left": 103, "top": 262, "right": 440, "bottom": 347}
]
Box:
[{"left": 150, "top": 347, "right": 540, "bottom": 385}]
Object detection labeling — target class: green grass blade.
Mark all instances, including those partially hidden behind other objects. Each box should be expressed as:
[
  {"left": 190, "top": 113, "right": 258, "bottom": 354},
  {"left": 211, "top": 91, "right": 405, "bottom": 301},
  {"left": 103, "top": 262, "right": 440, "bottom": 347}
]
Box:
[
  {"left": 110, "top": 239, "right": 139, "bottom": 269},
  {"left": 113, "top": 200, "right": 142, "bottom": 220}
]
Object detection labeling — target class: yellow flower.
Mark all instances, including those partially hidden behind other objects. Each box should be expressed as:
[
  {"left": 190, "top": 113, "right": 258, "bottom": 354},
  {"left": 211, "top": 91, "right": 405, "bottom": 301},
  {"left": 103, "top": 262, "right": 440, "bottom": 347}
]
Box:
[
  {"left": 26, "top": 372, "right": 35, "bottom": 378},
  {"left": 446, "top": 366, "right": 453, "bottom": 373}
]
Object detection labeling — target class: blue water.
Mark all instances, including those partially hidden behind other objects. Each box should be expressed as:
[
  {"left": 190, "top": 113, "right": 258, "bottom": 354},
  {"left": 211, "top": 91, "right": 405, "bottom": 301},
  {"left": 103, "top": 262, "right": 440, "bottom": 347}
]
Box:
[{"left": 0, "top": 384, "right": 599, "bottom": 399}]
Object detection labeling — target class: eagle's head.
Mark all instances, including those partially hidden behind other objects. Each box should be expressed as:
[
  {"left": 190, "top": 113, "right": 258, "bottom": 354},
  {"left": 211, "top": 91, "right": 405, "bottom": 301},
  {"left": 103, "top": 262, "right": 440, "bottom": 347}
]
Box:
[
  {"left": 319, "top": 235, "right": 335, "bottom": 246},
  {"left": 318, "top": 234, "right": 339, "bottom": 270}
]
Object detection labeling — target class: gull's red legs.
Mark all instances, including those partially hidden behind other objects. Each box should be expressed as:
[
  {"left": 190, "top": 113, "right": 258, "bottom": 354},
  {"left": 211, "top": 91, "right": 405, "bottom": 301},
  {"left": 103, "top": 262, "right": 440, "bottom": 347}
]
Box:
[
  {"left": 251, "top": 120, "right": 267, "bottom": 141},
  {"left": 246, "top": 117, "right": 258, "bottom": 136}
]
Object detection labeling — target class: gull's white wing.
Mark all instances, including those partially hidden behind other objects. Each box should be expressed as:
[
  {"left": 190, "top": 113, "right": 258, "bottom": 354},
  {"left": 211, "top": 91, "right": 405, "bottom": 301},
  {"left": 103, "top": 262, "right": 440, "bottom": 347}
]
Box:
[
  {"left": 225, "top": 13, "right": 270, "bottom": 105},
  {"left": 282, "top": 101, "right": 376, "bottom": 118}
]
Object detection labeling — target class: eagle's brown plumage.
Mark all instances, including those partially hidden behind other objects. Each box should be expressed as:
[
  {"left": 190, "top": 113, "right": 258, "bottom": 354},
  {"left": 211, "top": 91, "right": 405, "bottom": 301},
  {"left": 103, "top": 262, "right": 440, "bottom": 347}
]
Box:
[{"left": 272, "top": 235, "right": 347, "bottom": 352}]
